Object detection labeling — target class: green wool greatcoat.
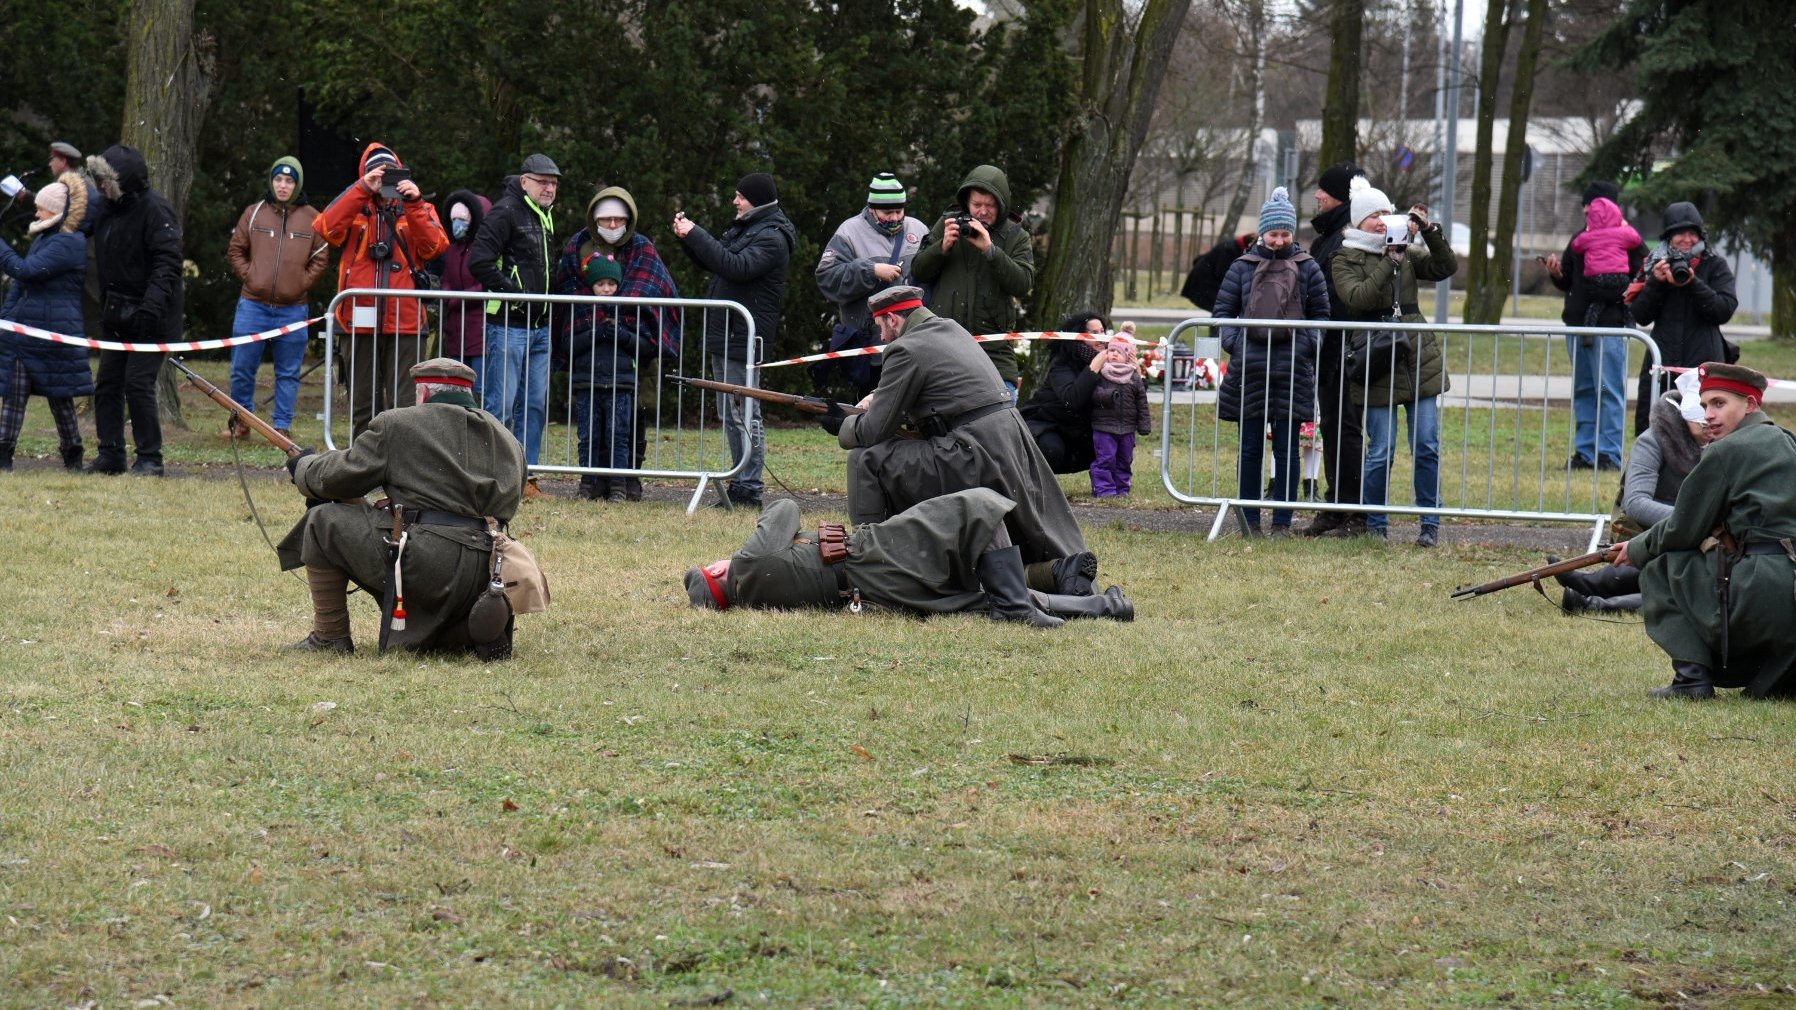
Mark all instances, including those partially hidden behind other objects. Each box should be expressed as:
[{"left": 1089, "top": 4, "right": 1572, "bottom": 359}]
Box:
[
  {"left": 838, "top": 307, "right": 1087, "bottom": 564},
  {"left": 1628, "top": 412, "right": 1796, "bottom": 695},
  {"left": 277, "top": 391, "right": 526, "bottom": 650},
  {"left": 726, "top": 489, "right": 1014, "bottom": 614}
]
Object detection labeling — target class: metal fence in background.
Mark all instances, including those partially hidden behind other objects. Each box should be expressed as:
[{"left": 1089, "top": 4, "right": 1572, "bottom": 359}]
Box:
[
  {"left": 1157, "top": 316, "right": 1663, "bottom": 550},
  {"left": 321, "top": 289, "right": 758, "bottom": 513}
]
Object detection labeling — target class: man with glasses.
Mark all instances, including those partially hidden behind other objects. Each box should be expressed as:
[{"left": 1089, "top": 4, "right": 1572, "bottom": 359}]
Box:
[
  {"left": 471, "top": 153, "right": 561, "bottom": 495},
  {"left": 814, "top": 172, "right": 926, "bottom": 399}
]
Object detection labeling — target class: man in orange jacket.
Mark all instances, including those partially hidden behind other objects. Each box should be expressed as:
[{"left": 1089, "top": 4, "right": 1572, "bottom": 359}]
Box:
[{"left": 314, "top": 143, "right": 448, "bottom": 437}]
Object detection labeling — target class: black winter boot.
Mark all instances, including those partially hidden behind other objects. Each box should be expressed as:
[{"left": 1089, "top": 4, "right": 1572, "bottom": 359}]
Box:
[
  {"left": 1032, "top": 585, "right": 1135, "bottom": 622},
  {"left": 577, "top": 477, "right": 610, "bottom": 501},
  {"left": 1649, "top": 661, "right": 1715, "bottom": 700},
  {"left": 0, "top": 442, "right": 13, "bottom": 472},
  {"left": 85, "top": 448, "right": 127, "bottom": 475},
  {"left": 977, "top": 546, "right": 1064, "bottom": 628},
  {"left": 61, "top": 445, "right": 83, "bottom": 470}
]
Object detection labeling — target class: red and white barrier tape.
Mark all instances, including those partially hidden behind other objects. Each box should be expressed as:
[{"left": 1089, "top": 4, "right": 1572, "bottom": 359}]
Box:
[
  {"left": 0, "top": 314, "right": 324, "bottom": 353},
  {"left": 760, "top": 330, "right": 1147, "bottom": 370}
]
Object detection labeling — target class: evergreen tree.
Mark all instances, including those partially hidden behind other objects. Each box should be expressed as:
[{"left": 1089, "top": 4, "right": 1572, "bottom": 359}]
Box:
[{"left": 1583, "top": 0, "right": 1796, "bottom": 338}]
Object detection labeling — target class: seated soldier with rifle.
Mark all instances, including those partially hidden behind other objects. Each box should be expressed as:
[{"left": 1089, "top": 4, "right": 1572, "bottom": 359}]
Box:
[
  {"left": 1613, "top": 363, "right": 1796, "bottom": 700},
  {"left": 278, "top": 358, "right": 535, "bottom": 658},
  {"left": 824, "top": 285, "right": 1095, "bottom": 596},
  {"left": 685, "top": 488, "right": 1130, "bottom": 627}
]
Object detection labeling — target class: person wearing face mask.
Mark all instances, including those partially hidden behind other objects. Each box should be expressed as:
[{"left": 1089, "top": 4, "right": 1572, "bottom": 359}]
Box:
[
  {"left": 224, "top": 156, "right": 330, "bottom": 440},
  {"left": 428, "top": 189, "right": 493, "bottom": 399},
  {"left": 552, "top": 185, "right": 682, "bottom": 501},
  {"left": 1627, "top": 202, "right": 1738, "bottom": 437},
  {"left": 813, "top": 172, "right": 927, "bottom": 399}
]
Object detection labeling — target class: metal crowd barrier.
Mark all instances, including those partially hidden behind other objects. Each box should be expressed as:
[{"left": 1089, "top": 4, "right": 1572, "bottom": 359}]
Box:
[
  {"left": 321, "top": 289, "right": 758, "bottom": 513},
  {"left": 1157, "top": 316, "right": 1663, "bottom": 550}
]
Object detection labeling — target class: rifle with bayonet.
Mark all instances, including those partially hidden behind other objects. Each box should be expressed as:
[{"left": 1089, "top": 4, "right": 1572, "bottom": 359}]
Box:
[
  {"left": 1449, "top": 544, "right": 1621, "bottom": 600},
  {"left": 670, "top": 374, "right": 864, "bottom": 417},
  {"left": 170, "top": 356, "right": 305, "bottom": 457}
]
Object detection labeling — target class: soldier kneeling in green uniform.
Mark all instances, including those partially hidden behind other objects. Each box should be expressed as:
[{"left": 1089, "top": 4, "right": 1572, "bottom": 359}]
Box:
[
  {"left": 685, "top": 487, "right": 1131, "bottom": 628},
  {"left": 1615, "top": 363, "right": 1796, "bottom": 700},
  {"left": 279, "top": 357, "right": 529, "bottom": 657}
]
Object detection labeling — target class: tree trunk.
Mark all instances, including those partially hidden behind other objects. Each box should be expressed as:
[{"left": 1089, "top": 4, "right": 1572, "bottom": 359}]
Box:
[
  {"left": 1219, "top": 0, "right": 1267, "bottom": 238},
  {"left": 1774, "top": 230, "right": 1796, "bottom": 340},
  {"left": 1466, "top": 0, "right": 1546, "bottom": 324},
  {"left": 1038, "top": 0, "right": 1192, "bottom": 325},
  {"left": 1461, "top": 0, "right": 1512, "bottom": 323},
  {"left": 1318, "top": 0, "right": 1366, "bottom": 168},
  {"left": 122, "top": 0, "right": 215, "bottom": 429}
]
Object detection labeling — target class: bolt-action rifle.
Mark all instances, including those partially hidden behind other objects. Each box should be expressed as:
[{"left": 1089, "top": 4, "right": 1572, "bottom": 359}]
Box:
[
  {"left": 170, "top": 357, "right": 305, "bottom": 457},
  {"left": 1449, "top": 545, "right": 1621, "bottom": 600},
  {"left": 670, "top": 374, "right": 864, "bottom": 417}
]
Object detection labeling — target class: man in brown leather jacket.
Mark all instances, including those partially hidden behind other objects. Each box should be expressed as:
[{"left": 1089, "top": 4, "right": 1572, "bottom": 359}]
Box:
[{"left": 226, "top": 156, "right": 330, "bottom": 438}]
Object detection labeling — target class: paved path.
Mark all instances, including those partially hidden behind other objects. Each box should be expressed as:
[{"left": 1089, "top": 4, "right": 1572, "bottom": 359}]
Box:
[{"left": 1115, "top": 305, "right": 1775, "bottom": 340}]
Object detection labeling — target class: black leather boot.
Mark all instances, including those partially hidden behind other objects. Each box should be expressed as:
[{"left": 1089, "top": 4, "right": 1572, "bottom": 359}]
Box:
[
  {"left": 1649, "top": 661, "right": 1715, "bottom": 700},
  {"left": 0, "top": 442, "right": 13, "bottom": 472},
  {"left": 1032, "top": 586, "right": 1134, "bottom": 622},
  {"left": 977, "top": 546, "right": 1063, "bottom": 628},
  {"left": 61, "top": 445, "right": 83, "bottom": 470},
  {"left": 577, "top": 477, "right": 610, "bottom": 501},
  {"left": 1051, "top": 551, "right": 1097, "bottom": 596}
]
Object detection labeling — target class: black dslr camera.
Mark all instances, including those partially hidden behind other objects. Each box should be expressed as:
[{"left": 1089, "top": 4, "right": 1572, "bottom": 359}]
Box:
[
  {"left": 1649, "top": 245, "right": 1694, "bottom": 285},
  {"left": 951, "top": 212, "right": 976, "bottom": 235}
]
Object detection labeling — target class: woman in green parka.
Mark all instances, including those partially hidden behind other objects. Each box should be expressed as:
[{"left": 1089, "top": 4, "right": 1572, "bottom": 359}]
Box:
[{"left": 1329, "top": 179, "right": 1458, "bottom": 546}]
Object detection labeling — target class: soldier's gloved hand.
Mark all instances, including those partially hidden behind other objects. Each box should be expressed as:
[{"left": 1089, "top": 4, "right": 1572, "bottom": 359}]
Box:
[
  {"left": 286, "top": 447, "right": 316, "bottom": 479},
  {"left": 817, "top": 400, "right": 846, "bottom": 437}
]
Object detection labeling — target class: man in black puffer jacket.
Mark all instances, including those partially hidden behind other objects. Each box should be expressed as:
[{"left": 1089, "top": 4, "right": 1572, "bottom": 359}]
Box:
[
  {"left": 1629, "top": 202, "right": 1738, "bottom": 436},
  {"left": 673, "top": 173, "right": 797, "bottom": 508},
  {"left": 86, "top": 144, "right": 184, "bottom": 476}
]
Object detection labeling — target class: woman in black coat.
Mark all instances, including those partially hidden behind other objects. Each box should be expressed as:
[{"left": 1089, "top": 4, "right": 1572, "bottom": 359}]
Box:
[{"left": 1019, "top": 312, "right": 1109, "bottom": 474}]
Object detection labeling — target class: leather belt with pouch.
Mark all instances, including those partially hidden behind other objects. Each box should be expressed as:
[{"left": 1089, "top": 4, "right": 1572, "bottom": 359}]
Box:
[
  {"left": 915, "top": 399, "right": 1009, "bottom": 438},
  {"left": 818, "top": 523, "right": 849, "bottom": 565}
]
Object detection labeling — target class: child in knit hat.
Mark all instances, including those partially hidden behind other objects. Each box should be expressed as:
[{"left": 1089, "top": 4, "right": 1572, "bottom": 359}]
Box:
[
  {"left": 1212, "top": 186, "right": 1330, "bottom": 536},
  {"left": 1088, "top": 321, "right": 1151, "bottom": 497},
  {"left": 584, "top": 252, "right": 623, "bottom": 296}
]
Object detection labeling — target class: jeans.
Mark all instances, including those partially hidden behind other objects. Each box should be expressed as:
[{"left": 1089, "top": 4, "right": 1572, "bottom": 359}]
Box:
[
  {"left": 483, "top": 322, "right": 551, "bottom": 464},
  {"left": 1090, "top": 430, "right": 1136, "bottom": 496},
  {"left": 1362, "top": 395, "right": 1441, "bottom": 534},
  {"left": 1237, "top": 416, "right": 1299, "bottom": 528},
  {"left": 708, "top": 353, "right": 764, "bottom": 498},
  {"left": 229, "top": 298, "right": 310, "bottom": 430},
  {"left": 1565, "top": 333, "right": 1627, "bottom": 466},
  {"left": 574, "top": 385, "right": 636, "bottom": 472}
]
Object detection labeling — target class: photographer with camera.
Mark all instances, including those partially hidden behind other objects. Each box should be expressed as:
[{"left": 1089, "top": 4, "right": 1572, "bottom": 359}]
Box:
[
  {"left": 910, "top": 165, "right": 1034, "bottom": 400},
  {"left": 1329, "top": 182, "right": 1458, "bottom": 547},
  {"left": 315, "top": 143, "right": 449, "bottom": 438},
  {"left": 1627, "top": 201, "right": 1737, "bottom": 437}
]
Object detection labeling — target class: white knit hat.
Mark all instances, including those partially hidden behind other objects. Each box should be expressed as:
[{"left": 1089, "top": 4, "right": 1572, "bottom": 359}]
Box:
[
  {"left": 29, "top": 182, "right": 69, "bottom": 234},
  {"left": 1348, "top": 176, "right": 1394, "bottom": 228}
]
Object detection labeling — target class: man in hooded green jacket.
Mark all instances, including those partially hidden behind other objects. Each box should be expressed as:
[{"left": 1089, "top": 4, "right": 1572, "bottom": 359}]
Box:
[
  {"left": 1615, "top": 363, "right": 1796, "bottom": 700},
  {"left": 910, "top": 165, "right": 1034, "bottom": 396}
]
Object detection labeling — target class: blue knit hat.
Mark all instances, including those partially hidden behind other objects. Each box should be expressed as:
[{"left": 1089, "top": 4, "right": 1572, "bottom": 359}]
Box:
[{"left": 1259, "top": 187, "right": 1297, "bottom": 234}]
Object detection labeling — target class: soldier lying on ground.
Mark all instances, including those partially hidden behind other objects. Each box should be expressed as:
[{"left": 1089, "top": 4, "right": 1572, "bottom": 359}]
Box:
[{"left": 684, "top": 488, "right": 1131, "bottom": 628}]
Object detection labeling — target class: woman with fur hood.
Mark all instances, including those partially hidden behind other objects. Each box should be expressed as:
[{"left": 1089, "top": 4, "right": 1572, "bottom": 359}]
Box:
[{"left": 0, "top": 172, "right": 96, "bottom": 470}]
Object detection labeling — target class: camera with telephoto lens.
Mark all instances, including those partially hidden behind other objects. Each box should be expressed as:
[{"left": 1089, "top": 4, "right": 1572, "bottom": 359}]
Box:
[{"left": 1648, "top": 244, "right": 1693, "bottom": 285}]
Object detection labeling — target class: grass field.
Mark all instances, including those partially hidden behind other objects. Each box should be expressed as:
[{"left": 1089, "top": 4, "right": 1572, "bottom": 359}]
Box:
[{"left": 2, "top": 366, "right": 1795, "bottom": 1008}]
